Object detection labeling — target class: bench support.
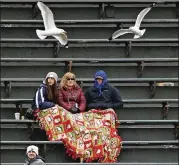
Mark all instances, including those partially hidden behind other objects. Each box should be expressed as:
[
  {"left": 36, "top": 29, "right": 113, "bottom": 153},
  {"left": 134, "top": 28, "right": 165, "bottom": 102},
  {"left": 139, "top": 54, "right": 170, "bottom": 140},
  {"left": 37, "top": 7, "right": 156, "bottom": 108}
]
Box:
[
  {"left": 125, "top": 41, "right": 132, "bottom": 57},
  {"left": 65, "top": 61, "right": 73, "bottom": 73},
  {"left": 174, "top": 124, "right": 179, "bottom": 139},
  {"left": 162, "top": 102, "right": 169, "bottom": 120},
  {"left": 32, "top": 3, "right": 38, "bottom": 20},
  {"left": 176, "top": 2, "right": 179, "bottom": 18},
  {"left": 53, "top": 42, "right": 60, "bottom": 59},
  {"left": 137, "top": 61, "right": 144, "bottom": 77},
  {"left": 99, "top": 3, "right": 105, "bottom": 19},
  {"left": 4, "top": 81, "right": 11, "bottom": 98},
  {"left": 149, "top": 81, "right": 156, "bottom": 98}
]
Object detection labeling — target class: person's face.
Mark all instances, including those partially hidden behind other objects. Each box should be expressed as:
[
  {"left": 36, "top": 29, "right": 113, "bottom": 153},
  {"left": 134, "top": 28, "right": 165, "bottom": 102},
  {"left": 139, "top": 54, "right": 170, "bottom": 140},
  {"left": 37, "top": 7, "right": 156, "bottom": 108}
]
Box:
[
  {"left": 66, "top": 77, "right": 75, "bottom": 87},
  {"left": 27, "top": 151, "right": 37, "bottom": 160},
  {"left": 47, "top": 77, "right": 55, "bottom": 86},
  {"left": 96, "top": 78, "right": 103, "bottom": 85}
]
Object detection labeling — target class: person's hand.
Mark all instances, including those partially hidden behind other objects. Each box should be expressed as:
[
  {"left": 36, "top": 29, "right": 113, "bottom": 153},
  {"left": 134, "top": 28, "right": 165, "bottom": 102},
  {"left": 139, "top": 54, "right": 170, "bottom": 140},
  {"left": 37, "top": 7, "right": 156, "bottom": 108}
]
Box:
[
  {"left": 55, "top": 104, "right": 59, "bottom": 108},
  {"left": 51, "top": 104, "right": 58, "bottom": 111},
  {"left": 70, "top": 106, "right": 80, "bottom": 114}
]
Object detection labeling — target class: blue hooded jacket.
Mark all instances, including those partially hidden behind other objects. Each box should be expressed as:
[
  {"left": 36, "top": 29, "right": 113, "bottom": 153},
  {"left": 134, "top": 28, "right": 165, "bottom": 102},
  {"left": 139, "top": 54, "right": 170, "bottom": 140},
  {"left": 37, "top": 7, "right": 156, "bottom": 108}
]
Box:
[
  {"left": 94, "top": 70, "right": 108, "bottom": 96},
  {"left": 85, "top": 70, "right": 123, "bottom": 110}
]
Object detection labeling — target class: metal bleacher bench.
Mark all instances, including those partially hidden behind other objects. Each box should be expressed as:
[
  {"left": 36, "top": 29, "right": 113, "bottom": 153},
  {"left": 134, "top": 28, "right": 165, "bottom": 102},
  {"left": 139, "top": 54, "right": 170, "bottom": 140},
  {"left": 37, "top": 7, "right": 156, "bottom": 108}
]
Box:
[
  {"left": 1, "top": 98, "right": 178, "bottom": 120},
  {"left": 1, "top": 38, "right": 178, "bottom": 51},
  {"left": 1, "top": 163, "right": 179, "bottom": 165},
  {"left": 1, "top": 119, "right": 178, "bottom": 125},
  {"left": 1, "top": 19, "right": 178, "bottom": 27},
  {"left": 1, "top": 164, "right": 179, "bottom": 165},
  {"left": 1, "top": 140, "right": 178, "bottom": 148},
  {"left": 1, "top": 140, "right": 179, "bottom": 157},
  {"left": 1, "top": 77, "right": 178, "bottom": 94},
  {"left": 1, "top": 58, "right": 178, "bottom": 71},
  {"left": 1, "top": 57, "right": 178, "bottom": 78},
  {"left": 1, "top": 119, "right": 179, "bottom": 135},
  {"left": 1, "top": 57, "right": 178, "bottom": 63},
  {"left": 1, "top": 38, "right": 178, "bottom": 57},
  {"left": 1, "top": 38, "right": 178, "bottom": 44},
  {"left": 1, "top": 119, "right": 178, "bottom": 139},
  {"left": 1, "top": 98, "right": 178, "bottom": 104},
  {"left": 1, "top": 0, "right": 178, "bottom": 3}
]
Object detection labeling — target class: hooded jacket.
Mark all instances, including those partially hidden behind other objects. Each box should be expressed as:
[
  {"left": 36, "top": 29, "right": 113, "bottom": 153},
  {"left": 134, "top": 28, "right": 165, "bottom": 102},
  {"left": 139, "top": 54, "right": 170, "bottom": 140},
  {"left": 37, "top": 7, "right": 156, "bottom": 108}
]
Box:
[
  {"left": 24, "top": 155, "right": 45, "bottom": 165},
  {"left": 85, "top": 70, "right": 123, "bottom": 110},
  {"left": 31, "top": 83, "right": 56, "bottom": 110}
]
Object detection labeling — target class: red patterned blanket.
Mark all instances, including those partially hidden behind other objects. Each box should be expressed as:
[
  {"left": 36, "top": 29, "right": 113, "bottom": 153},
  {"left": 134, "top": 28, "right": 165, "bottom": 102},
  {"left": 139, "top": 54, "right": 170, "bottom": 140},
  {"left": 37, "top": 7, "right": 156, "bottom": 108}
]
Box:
[{"left": 37, "top": 106, "right": 122, "bottom": 162}]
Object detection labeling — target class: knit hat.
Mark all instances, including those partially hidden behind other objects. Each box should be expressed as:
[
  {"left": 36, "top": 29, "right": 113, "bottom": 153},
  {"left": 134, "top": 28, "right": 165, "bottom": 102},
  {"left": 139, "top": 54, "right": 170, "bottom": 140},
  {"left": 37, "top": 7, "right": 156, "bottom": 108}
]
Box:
[
  {"left": 26, "top": 145, "right": 39, "bottom": 155},
  {"left": 45, "top": 72, "right": 58, "bottom": 82}
]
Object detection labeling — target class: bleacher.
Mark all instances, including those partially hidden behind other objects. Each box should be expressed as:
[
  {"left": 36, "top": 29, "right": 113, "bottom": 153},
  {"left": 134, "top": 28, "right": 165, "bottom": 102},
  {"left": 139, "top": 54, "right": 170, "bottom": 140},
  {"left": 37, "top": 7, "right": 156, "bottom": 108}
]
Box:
[{"left": 0, "top": 0, "right": 179, "bottom": 164}]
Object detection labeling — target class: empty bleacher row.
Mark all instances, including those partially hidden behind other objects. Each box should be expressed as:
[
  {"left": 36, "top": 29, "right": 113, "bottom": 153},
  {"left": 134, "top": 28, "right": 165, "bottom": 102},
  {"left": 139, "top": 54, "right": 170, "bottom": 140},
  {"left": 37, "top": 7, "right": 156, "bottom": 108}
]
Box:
[
  {"left": 0, "top": 0, "right": 178, "bottom": 164},
  {"left": 1, "top": 20, "right": 178, "bottom": 39},
  {"left": 1, "top": 0, "right": 179, "bottom": 20}
]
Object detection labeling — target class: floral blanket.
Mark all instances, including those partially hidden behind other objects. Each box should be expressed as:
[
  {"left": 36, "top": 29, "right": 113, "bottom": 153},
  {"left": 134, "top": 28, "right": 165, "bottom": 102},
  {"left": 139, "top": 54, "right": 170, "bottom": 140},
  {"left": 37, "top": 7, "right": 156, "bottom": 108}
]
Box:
[{"left": 37, "top": 106, "right": 122, "bottom": 163}]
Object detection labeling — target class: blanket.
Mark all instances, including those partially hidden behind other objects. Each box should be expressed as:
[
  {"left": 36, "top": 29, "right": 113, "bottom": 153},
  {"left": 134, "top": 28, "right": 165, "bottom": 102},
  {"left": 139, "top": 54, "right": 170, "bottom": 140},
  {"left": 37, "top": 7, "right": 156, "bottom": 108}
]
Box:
[{"left": 37, "top": 106, "right": 122, "bottom": 162}]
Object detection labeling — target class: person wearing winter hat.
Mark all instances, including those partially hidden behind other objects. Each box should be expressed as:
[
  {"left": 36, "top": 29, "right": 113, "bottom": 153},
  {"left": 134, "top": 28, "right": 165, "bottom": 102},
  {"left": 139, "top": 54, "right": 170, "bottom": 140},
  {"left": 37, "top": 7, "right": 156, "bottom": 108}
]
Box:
[
  {"left": 26, "top": 72, "right": 58, "bottom": 141},
  {"left": 85, "top": 70, "right": 123, "bottom": 111},
  {"left": 31, "top": 72, "right": 58, "bottom": 111},
  {"left": 25, "top": 145, "right": 45, "bottom": 165}
]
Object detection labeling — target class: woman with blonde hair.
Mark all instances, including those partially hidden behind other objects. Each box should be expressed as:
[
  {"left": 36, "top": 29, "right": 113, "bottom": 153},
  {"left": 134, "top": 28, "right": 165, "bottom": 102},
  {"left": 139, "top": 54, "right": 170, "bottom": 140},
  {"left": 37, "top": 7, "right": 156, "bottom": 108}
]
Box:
[{"left": 57, "top": 72, "right": 86, "bottom": 113}]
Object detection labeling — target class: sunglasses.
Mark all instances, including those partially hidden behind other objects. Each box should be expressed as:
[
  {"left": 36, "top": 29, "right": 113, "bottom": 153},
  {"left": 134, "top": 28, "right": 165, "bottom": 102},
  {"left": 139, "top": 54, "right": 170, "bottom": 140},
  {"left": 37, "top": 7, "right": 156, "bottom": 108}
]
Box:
[{"left": 67, "top": 78, "right": 75, "bottom": 81}]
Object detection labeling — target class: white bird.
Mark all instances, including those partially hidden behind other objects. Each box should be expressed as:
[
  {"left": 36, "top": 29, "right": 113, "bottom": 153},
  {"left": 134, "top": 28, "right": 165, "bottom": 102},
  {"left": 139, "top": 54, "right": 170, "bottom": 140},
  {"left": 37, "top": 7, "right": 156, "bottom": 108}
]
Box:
[
  {"left": 109, "top": 3, "right": 155, "bottom": 40},
  {"left": 36, "top": 1, "right": 68, "bottom": 48}
]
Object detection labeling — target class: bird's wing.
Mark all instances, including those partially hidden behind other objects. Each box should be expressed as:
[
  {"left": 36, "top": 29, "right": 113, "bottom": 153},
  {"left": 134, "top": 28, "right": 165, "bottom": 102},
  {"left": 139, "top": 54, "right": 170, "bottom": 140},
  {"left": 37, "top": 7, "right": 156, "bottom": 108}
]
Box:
[
  {"left": 134, "top": 3, "right": 155, "bottom": 29},
  {"left": 112, "top": 29, "right": 133, "bottom": 39},
  {"left": 37, "top": 2, "right": 56, "bottom": 30},
  {"left": 53, "top": 33, "right": 68, "bottom": 46}
]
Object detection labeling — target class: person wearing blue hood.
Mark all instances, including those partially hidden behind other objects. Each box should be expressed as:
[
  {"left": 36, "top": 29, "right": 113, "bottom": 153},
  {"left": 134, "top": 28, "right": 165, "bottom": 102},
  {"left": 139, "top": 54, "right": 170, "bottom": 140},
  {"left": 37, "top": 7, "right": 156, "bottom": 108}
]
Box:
[
  {"left": 24, "top": 145, "right": 45, "bottom": 165},
  {"left": 85, "top": 70, "right": 123, "bottom": 110}
]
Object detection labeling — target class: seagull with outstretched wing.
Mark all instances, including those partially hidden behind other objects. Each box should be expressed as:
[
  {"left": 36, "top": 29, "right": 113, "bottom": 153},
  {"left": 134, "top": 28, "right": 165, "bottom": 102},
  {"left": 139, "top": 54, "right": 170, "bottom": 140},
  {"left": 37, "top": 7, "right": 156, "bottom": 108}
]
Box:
[
  {"left": 36, "top": 1, "right": 68, "bottom": 48},
  {"left": 109, "top": 3, "right": 155, "bottom": 40}
]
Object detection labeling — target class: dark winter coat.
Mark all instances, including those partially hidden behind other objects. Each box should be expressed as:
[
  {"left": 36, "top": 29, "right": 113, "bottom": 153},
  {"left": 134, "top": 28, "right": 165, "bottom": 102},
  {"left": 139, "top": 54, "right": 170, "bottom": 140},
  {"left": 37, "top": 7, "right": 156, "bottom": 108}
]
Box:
[
  {"left": 85, "top": 70, "right": 123, "bottom": 110},
  {"left": 85, "top": 83, "right": 123, "bottom": 110},
  {"left": 31, "top": 83, "right": 56, "bottom": 110}
]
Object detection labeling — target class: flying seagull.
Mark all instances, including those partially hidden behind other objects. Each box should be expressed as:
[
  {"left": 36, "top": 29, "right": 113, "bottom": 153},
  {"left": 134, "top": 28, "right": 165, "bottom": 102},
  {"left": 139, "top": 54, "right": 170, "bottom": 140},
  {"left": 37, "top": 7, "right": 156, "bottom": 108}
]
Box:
[
  {"left": 36, "top": 1, "right": 68, "bottom": 48},
  {"left": 109, "top": 3, "right": 155, "bottom": 40}
]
